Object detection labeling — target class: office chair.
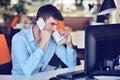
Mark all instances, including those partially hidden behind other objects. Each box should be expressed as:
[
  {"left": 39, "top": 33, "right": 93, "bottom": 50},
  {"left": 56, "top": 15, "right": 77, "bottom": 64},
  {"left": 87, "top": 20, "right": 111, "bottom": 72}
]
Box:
[
  {"left": 0, "top": 34, "right": 12, "bottom": 74},
  {"left": 57, "top": 21, "right": 65, "bottom": 30}
]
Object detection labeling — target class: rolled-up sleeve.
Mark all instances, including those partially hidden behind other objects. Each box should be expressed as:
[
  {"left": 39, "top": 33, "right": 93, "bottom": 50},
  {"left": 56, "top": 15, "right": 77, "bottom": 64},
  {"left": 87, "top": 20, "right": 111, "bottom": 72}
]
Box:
[
  {"left": 55, "top": 45, "right": 77, "bottom": 68},
  {"left": 66, "top": 46, "right": 77, "bottom": 67}
]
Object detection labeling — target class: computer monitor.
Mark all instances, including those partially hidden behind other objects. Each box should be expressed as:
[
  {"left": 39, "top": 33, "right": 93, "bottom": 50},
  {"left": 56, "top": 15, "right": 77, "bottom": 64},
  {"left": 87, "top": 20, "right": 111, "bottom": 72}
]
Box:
[{"left": 84, "top": 23, "right": 120, "bottom": 75}]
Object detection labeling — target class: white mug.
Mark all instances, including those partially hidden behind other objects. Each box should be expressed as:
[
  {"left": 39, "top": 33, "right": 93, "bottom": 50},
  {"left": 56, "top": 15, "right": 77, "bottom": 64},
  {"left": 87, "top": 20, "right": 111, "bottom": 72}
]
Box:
[{"left": 52, "top": 31, "right": 66, "bottom": 45}]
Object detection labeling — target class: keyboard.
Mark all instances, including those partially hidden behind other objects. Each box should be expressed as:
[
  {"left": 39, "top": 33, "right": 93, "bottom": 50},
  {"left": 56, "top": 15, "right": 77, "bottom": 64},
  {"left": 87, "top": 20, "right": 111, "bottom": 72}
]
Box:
[
  {"left": 56, "top": 70, "right": 85, "bottom": 79},
  {"left": 90, "top": 70, "right": 120, "bottom": 76},
  {"left": 88, "top": 70, "right": 120, "bottom": 79}
]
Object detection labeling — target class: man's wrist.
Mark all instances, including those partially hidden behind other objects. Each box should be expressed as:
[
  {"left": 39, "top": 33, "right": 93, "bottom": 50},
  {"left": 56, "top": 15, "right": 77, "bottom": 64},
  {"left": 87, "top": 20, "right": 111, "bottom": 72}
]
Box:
[
  {"left": 66, "top": 42, "right": 73, "bottom": 48},
  {"left": 38, "top": 40, "right": 46, "bottom": 50}
]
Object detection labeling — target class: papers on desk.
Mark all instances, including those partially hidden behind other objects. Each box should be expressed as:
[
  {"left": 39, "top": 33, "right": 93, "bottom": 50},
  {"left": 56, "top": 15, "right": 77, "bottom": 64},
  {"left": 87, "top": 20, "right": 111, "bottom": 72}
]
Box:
[{"left": 94, "top": 76, "right": 120, "bottom": 80}]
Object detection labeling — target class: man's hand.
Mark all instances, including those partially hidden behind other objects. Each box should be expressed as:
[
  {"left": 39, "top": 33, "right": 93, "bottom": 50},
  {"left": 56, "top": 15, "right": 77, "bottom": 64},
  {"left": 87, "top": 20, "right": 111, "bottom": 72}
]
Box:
[
  {"left": 38, "top": 29, "right": 52, "bottom": 50},
  {"left": 58, "top": 30, "right": 73, "bottom": 48}
]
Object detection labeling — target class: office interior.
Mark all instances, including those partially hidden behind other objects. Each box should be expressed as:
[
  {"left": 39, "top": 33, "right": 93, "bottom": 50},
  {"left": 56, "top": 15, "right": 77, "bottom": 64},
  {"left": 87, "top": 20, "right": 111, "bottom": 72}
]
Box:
[{"left": 0, "top": 0, "right": 120, "bottom": 79}]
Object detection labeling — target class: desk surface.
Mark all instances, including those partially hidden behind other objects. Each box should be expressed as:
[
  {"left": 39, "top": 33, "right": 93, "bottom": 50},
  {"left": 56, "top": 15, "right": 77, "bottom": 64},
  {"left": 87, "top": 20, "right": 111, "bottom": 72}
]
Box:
[{"left": 0, "top": 61, "right": 85, "bottom": 80}]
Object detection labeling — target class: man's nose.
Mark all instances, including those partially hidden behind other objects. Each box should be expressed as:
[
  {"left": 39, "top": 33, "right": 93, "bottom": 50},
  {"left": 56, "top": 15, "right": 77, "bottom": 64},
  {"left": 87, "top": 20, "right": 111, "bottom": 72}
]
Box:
[{"left": 52, "top": 25, "right": 57, "bottom": 31}]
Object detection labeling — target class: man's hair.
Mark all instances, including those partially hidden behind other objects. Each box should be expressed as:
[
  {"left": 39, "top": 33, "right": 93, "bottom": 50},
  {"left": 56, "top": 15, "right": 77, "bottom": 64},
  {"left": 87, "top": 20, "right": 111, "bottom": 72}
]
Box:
[{"left": 36, "top": 4, "right": 64, "bottom": 21}]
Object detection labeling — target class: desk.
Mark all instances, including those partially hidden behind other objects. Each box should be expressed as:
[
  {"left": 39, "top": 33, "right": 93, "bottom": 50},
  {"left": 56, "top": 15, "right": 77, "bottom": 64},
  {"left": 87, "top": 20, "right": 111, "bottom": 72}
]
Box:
[{"left": 0, "top": 61, "right": 85, "bottom": 80}]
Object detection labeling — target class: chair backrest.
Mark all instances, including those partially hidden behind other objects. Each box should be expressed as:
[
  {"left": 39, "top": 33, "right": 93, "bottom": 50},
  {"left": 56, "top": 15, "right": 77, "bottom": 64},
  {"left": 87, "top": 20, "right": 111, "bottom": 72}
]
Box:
[
  {"left": 57, "top": 21, "right": 65, "bottom": 30},
  {"left": 0, "top": 34, "right": 11, "bottom": 65}
]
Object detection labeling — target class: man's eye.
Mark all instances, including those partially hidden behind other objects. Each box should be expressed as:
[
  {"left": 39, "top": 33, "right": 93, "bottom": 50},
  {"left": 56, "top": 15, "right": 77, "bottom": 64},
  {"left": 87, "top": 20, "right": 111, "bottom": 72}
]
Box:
[{"left": 51, "top": 23, "right": 56, "bottom": 26}]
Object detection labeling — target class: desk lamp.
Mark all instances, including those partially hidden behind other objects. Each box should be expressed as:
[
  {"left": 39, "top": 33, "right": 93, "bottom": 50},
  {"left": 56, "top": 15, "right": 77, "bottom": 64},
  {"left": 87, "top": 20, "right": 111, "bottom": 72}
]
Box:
[{"left": 97, "top": 0, "right": 116, "bottom": 24}]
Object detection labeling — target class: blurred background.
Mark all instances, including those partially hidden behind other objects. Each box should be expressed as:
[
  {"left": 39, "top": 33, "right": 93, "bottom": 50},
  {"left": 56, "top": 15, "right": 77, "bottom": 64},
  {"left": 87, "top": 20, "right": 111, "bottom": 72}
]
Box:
[
  {"left": 0, "top": 0, "right": 101, "bottom": 28},
  {"left": 0, "top": 0, "right": 120, "bottom": 59}
]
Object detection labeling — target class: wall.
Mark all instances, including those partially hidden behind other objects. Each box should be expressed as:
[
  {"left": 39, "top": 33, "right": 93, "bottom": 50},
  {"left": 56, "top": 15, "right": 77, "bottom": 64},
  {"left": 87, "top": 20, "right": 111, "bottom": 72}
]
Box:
[
  {"left": 115, "top": 0, "right": 120, "bottom": 23},
  {"left": 109, "top": 0, "right": 120, "bottom": 23},
  {"left": 64, "top": 16, "right": 93, "bottom": 31}
]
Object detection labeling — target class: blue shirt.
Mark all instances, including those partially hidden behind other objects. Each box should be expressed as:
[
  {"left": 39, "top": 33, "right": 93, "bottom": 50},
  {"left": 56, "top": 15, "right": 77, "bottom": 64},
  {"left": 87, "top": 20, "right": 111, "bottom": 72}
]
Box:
[{"left": 11, "top": 26, "right": 77, "bottom": 76}]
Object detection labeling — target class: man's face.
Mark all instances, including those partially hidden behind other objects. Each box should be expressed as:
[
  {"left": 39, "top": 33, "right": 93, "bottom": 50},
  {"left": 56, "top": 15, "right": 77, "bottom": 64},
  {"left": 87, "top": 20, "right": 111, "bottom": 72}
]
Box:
[{"left": 45, "top": 16, "right": 59, "bottom": 33}]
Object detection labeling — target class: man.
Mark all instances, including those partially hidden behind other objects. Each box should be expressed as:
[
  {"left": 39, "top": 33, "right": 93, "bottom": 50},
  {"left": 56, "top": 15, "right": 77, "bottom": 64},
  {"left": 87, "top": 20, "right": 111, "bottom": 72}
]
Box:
[{"left": 11, "top": 4, "right": 77, "bottom": 76}]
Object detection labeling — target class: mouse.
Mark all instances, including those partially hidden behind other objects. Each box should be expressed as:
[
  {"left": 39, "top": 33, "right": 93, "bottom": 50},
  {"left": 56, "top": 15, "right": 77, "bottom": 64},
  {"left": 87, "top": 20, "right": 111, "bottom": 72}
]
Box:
[{"left": 49, "top": 77, "right": 60, "bottom": 80}]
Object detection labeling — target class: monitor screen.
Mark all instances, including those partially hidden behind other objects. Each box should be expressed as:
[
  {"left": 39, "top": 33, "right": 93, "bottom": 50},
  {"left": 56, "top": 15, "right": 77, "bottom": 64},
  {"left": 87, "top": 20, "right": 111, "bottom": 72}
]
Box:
[{"left": 84, "top": 23, "right": 120, "bottom": 75}]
